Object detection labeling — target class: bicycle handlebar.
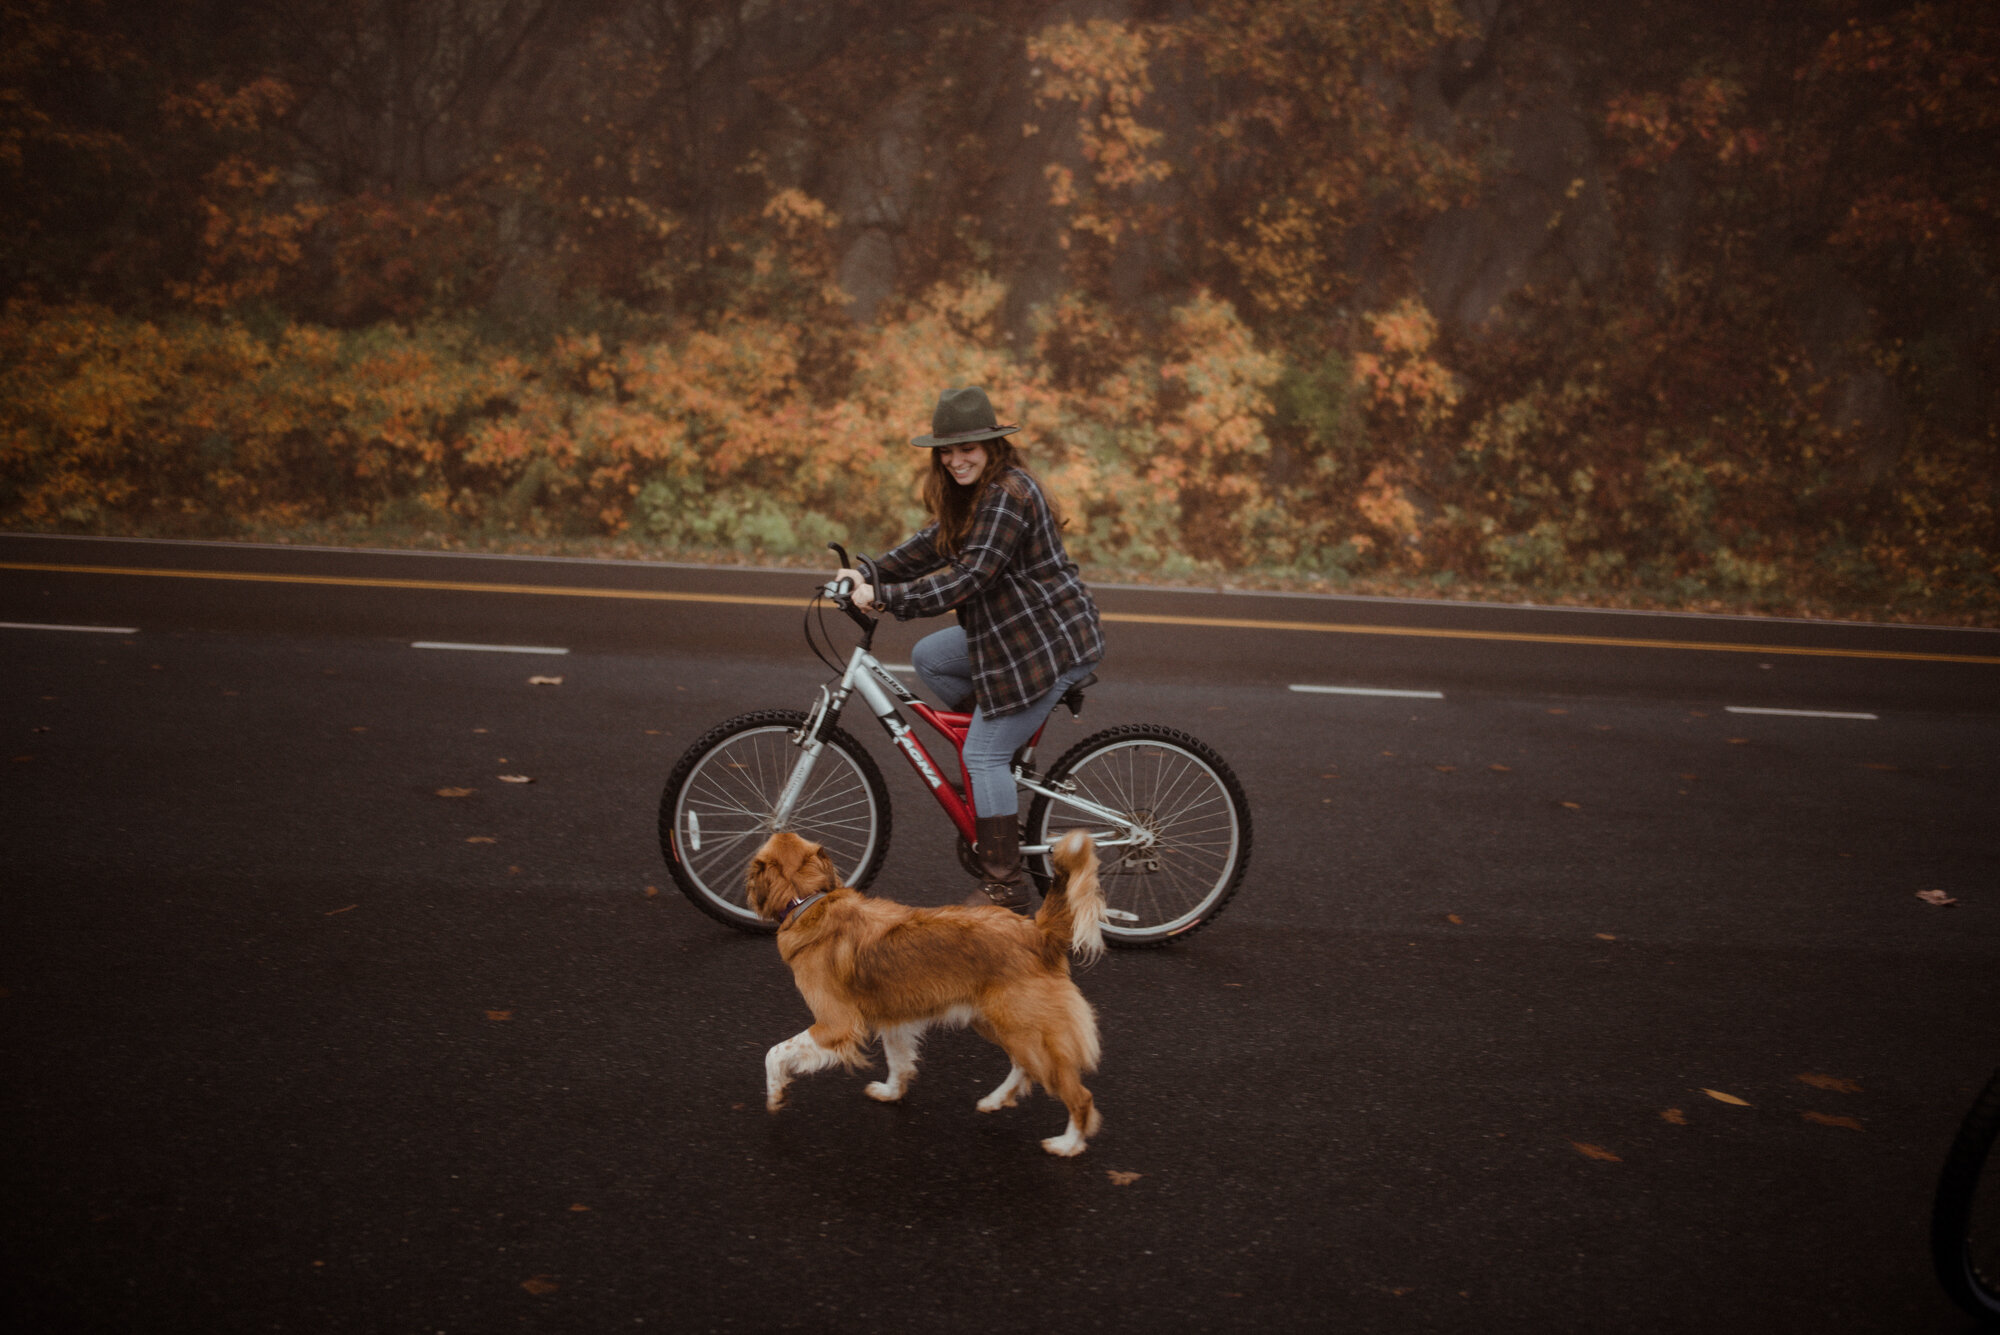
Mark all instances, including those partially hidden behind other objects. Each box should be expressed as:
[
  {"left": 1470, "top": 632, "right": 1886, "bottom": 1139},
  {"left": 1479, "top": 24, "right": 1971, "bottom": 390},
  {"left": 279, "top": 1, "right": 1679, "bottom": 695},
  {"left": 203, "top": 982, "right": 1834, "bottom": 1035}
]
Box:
[{"left": 822, "top": 541, "right": 878, "bottom": 636}]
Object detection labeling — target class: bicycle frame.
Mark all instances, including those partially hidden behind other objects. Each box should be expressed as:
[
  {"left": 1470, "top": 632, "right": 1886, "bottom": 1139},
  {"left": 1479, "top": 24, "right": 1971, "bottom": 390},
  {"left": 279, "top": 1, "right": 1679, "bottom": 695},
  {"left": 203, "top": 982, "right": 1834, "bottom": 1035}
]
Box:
[{"left": 777, "top": 642, "right": 1145, "bottom": 858}]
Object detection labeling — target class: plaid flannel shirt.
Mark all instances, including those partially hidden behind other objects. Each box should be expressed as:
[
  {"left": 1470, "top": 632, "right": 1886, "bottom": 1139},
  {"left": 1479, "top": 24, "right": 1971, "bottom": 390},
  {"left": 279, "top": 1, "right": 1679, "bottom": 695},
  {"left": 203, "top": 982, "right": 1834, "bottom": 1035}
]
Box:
[{"left": 873, "top": 468, "right": 1104, "bottom": 718}]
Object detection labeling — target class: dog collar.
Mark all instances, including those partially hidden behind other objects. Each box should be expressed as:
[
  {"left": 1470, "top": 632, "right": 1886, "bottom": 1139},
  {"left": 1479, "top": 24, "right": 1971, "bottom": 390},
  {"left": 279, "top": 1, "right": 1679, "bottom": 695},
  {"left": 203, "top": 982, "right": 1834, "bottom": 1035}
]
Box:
[{"left": 776, "top": 891, "right": 828, "bottom": 928}]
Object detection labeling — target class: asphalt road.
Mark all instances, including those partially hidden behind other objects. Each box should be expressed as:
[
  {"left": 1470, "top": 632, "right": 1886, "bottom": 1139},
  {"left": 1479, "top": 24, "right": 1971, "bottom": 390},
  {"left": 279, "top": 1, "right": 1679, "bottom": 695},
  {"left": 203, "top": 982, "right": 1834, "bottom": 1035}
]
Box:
[{"left": 4, "top": 533, "right": 1998, "bottom": 1333}]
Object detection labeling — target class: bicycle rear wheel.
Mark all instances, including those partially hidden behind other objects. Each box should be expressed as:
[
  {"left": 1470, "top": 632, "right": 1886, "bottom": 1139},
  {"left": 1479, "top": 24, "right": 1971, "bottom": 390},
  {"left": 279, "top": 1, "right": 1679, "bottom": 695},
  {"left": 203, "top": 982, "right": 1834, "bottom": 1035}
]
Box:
[
  {"left": 1933, "top": 1064, "right": 2000, "bottom": 1323},
  {"left": 659, "top": 709, "right": 891, "bottom": 933},
  {"left": 1024, "top": 725, "right": 1250, "bottom": 948}
]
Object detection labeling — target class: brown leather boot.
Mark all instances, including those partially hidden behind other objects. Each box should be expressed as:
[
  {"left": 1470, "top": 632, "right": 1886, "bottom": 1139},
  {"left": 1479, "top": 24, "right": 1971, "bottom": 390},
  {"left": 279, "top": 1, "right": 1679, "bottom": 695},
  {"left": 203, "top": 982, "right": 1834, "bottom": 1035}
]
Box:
[{"left": 966, "top": 815, "right": 1031, "bottom": 913}]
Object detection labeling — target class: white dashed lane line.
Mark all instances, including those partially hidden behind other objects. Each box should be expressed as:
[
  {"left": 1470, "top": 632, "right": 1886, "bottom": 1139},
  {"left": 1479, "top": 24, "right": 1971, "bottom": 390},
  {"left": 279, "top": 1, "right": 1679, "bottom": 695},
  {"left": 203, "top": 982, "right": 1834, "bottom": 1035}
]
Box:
[
  {"left": 1287, "top": 684, "right": 1884, "bottom": 719},
  {"left": 411, "top": 641, "right": 570, "bottom": 655},
  {"left": 2, "top": 621, "right": 139, "bottom": 634},
  {"left": 1724, "top": 705, "right": 1878, "bottom": 720},
  {"left": 1290, "top": 684, "right": 1445, "bottom": 700}
]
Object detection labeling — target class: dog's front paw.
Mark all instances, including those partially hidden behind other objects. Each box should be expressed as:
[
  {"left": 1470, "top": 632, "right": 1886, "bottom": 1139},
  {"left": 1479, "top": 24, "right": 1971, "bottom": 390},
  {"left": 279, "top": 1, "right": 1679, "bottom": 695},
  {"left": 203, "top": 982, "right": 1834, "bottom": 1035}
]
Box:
[
  {"left": 864, "top": 1080, "right": 904, "bottom": 1103},
  {"left": 765, "top": 1086, "right": 788, "bottom": 1112},
  {"left": 976, "top": 1090, "right": 1020, "bottom": 1113},
  {"left": 1040, "top": 1130, "right": 1087, "bottom": 1157}
]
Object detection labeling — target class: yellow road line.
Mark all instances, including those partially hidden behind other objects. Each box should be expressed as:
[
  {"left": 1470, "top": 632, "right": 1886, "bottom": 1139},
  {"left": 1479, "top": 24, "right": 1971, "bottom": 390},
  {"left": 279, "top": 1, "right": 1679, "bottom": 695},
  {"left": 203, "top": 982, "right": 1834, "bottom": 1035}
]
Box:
[
  {"left": 6, "top": 560, "right": 1999, "bottom": 665},
  {"left": 0, "top": 560, "right": 801, "bottom": 607}
]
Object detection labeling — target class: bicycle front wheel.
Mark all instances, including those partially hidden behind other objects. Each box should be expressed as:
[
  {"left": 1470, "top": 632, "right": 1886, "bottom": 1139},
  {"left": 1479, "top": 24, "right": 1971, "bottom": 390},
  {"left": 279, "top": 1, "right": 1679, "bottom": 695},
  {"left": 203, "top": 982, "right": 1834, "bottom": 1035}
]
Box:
[
  {"left": 1933, "top": 1064, "right": 2000, "bottom": 1322},
  {"left": 659, "top": 710, "right": 891, "bottom": 933},
  {"left": 1025, "top": 725, "right": 1251, "bottom": 948}
]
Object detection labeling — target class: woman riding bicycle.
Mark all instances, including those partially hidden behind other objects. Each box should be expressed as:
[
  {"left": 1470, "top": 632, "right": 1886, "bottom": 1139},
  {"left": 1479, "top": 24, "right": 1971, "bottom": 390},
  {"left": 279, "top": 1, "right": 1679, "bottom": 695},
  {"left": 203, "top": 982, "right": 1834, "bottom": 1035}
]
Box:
[{"left": 839, "top": 386, "right": 1104, "bottom": 912}]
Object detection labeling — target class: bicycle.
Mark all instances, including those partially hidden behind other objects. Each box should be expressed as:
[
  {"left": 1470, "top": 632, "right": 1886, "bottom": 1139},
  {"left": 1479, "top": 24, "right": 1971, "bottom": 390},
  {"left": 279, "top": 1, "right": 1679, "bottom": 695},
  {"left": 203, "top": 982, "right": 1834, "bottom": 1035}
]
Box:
[
  {"left": 1934, "top": 1062, "right": 2000, "bottom": 1324},
  {"left": 658, "top": 544, "right": 1251, "bottom": 947}
]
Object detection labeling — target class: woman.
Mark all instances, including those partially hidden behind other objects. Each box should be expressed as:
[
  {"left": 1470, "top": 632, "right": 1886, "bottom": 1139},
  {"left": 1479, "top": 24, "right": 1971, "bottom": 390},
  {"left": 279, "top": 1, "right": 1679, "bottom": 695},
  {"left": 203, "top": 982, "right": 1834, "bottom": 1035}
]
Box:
[{"left": 839, "top": 386, "right": 1104, "bottom": 911}]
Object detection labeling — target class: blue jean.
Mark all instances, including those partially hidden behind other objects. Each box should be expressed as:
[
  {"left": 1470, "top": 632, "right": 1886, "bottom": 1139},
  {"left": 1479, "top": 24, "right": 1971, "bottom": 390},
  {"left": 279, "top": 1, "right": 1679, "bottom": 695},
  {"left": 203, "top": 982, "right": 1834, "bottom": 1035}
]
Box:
[{"left": 910, "top": 626, "right": 1098, "bottom": 819}]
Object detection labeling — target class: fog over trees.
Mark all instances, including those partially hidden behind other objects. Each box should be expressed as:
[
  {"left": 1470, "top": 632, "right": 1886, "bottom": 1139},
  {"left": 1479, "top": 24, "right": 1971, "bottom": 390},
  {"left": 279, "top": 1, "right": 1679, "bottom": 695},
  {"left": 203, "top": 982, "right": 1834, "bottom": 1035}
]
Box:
[{"left": 3, "top": 1, "right": 1994, "bottom": 617}]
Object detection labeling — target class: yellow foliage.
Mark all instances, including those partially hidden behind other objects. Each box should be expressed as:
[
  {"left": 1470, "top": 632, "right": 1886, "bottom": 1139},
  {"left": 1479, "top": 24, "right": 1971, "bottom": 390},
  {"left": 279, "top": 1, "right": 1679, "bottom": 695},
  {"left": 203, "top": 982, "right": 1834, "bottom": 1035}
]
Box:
[{"left": 1354, "top": 299, "right": 1460, "bottom": 430}]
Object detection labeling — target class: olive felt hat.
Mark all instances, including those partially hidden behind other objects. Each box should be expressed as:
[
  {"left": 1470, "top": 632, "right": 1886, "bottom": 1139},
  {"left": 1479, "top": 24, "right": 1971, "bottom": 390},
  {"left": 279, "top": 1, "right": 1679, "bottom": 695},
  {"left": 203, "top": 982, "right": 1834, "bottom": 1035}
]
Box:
[{"left": 910, "top": 386, "right": 1022, "bottom": 448}]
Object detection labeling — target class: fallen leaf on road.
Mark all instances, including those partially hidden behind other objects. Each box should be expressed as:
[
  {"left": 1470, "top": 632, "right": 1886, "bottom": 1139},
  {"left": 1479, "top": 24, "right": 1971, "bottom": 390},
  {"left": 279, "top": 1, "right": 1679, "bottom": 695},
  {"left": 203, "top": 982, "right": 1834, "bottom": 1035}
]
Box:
[
  {"left": 1796, "top": 1073, "right": 1862, "bottom": 1094},
  {"left": 568, "top": 1204, "right": 591, "bottom": 1212},
  {"left": 1678, "top": 773, "right": 1697, "bottom": 781},
  {"left": 467, "top": 836, "right": 496, "bottom": 844},
  {"left": 527, "top": 676, "right": 563, "bottom": 686},
  {"left": 1546, "top": 708, "right": 1568, "bottom": 715},
  {"left": 1446, "top": 914, "right": 1464, "bottom": 925},
  {"left": 1106, "top": 1170, "right": 1142, "bottom": 1185},
  {"left": 1560, "top": 801, "right": 1581, "bottom": 809},
  {"left": 1389, "top": 1287, "right": 1414, "bottom": 1296},
  {"left": 521, "top": 1276, "right": 558, "bottom": 1296},
  {"left": 1434, "top": 764, "right": 1456, "bottom": 772},
  {"left": 1489, "top": 764, "right": 1511, "bottom": 772},
  {"left": 644, "top": 885, "right": 659, "bottom": 897},
  {"left": 1595, "top": 933, "right": 1616, "bottom": 941},
  {"left": 324, "top": 905, "right": 357, "bottom": 916},
  {"left": 486, "top": 1010, "right": 514, "bottom": 1021},
  {"left": 1701, "top": 1088, "right": 1750, "bottom": 1106},
  {"left": 436, "top": 787, "right": 475, "bottom": 797},
  {"left": 497, "top": 774, "right": 533, "bottom": 784},
  {"left": 1802, "top": 1112, "right": 1864, "bottom": 1131},
  {"left": 1570, "top": 1141, "right": 1621, "bottom": 1161},
  {"left": 349, "top": 726, "right": 367, "bottom": 733},
  {"left": 1660, "top": 1108, "right": 1687, "bottom": 1125},
  {"left": 1726, "top": 738, "right": 1748, "bottom": 745},
  {"left": 1916, "top": 890, "right": 1958, "bottom": 906}
]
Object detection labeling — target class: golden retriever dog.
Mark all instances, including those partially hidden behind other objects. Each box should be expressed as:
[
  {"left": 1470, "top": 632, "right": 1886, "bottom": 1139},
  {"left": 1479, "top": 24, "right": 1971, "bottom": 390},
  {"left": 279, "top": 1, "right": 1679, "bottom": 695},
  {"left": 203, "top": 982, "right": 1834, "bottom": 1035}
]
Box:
[{"left": 747, "top": 828, "right": 1108, "bottom": 1156}]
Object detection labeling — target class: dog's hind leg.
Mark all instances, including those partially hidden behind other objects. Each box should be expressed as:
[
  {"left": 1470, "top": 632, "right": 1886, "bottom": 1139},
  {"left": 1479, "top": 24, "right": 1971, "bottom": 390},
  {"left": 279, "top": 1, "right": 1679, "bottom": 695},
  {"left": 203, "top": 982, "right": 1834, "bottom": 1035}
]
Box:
[
  {"left": 976, "top": 1064, "right": 1032, "bottom": 1113},
  {"left": 764, "top": 1028, "right": 845, "bottom": 1112},
  {"left": 865, "top": 1025, "right": 922, "bottom": 1103},
  {"left": 1036, "top": 1062, "right": 1101, "bottom": 1157}
]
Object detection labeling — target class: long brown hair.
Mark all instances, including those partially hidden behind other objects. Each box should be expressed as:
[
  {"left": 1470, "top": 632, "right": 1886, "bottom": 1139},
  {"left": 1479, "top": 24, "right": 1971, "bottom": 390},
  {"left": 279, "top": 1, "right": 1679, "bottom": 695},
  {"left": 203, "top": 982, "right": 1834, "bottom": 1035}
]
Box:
[{"left": 924, "top": 437, "right": 1037, "bottom": 556}]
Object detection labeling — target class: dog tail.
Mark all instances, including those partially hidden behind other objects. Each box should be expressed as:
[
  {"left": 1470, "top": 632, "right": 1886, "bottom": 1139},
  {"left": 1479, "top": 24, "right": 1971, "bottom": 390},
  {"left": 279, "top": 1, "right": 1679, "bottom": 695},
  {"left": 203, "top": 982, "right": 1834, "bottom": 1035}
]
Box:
[{"left": 1037, "top": 830, "right": 1107, "bottom": 965}]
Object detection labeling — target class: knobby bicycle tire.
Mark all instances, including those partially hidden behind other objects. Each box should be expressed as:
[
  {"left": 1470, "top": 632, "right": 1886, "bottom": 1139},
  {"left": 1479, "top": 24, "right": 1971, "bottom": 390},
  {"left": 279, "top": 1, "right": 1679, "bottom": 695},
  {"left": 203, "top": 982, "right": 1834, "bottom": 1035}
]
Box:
[
  {"left": 1025, "top": 724, "right": 1251, "bottom": 948},
  {"left": 1933, "top": 1063, "right": 2000, "bottom": 1323},
  {"left": 659, "top": 709, "right": 891, "bottom": 934}
]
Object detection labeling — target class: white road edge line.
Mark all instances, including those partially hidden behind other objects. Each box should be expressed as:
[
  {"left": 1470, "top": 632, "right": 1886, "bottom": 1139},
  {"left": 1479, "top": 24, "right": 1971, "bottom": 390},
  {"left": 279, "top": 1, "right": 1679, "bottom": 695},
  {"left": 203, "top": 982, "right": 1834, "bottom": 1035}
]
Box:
[
  {"left": 1724, "top": 705, "right": 1878, "bottom": 720},
  {"left": 1, "top": 621, "right": 139, "bottom": 634},
  {"left": 1290, "top": 684, "right": 1445, "bottom": 700},
  {"left": 411, "top": 641, "right": 570, "bottom": 655}
]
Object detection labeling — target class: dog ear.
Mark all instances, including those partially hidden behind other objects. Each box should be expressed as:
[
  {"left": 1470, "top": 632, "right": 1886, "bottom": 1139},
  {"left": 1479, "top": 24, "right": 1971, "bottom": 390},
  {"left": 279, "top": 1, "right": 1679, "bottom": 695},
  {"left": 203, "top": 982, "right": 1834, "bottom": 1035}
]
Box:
[
  {"left": 745, "top": 853, "right": 778, "bottom": 919},
  {"left": 810, "top": 846, "right": 840, "bottom": 892}
]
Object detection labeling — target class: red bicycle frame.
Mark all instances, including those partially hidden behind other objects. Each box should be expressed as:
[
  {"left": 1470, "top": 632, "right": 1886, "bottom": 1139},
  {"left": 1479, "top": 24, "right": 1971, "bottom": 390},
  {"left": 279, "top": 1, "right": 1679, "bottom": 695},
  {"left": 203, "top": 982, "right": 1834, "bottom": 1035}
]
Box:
[
  {"left": 789, "top": 640, "right": 1054, "bottom": 851},
  {"left": 897, "top": 700, "right": 1054, "bottom": 846}
]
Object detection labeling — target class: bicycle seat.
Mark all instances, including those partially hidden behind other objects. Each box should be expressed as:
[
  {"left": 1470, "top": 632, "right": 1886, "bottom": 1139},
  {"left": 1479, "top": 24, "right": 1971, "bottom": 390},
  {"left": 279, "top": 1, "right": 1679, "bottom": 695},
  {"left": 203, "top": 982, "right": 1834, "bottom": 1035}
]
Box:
[{"left": 1060, "top": 672, "right": 1098, "bottom": 718}]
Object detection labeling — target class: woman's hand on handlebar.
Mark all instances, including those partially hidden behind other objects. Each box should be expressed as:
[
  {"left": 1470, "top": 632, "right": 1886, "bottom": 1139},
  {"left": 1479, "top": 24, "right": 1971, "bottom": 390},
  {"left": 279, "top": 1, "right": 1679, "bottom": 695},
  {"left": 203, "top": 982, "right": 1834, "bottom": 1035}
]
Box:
[{"left": 835, "top": 567, "right": 878, "bottom": 612}]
